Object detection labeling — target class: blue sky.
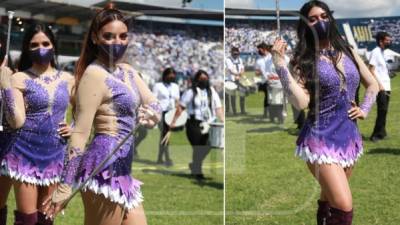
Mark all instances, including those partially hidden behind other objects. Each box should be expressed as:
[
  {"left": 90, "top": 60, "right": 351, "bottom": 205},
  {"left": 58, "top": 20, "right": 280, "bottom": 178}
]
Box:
[{"left": 190, "top": 0, "right": 224, "bottom": 10}]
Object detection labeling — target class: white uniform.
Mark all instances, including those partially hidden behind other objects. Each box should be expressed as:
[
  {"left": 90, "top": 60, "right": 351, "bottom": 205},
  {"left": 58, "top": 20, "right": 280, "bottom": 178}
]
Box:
[
  {"left": 255, "top": 55, "right": 269, "bottom": 83},
  {"left": 180, "top": 87, "right": 222, "bottom": 122},
  {"left": 225, "top": 56, "right": 244, "bottom": 82},
  {"left": 152, "top": 82, "right": 180, "bottom": 112},
  {"left": 369, "top": 47, "right": 391, "bottom": 91}
]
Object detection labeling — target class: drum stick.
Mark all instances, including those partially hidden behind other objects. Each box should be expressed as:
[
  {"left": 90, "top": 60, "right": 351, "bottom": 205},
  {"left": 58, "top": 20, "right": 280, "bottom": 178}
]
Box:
[
  {"left": 161, "top": 131, "right": 171, "bottom": 146},
  {"left": 0, "top": 11, "right": 15, "bottom": 132}
]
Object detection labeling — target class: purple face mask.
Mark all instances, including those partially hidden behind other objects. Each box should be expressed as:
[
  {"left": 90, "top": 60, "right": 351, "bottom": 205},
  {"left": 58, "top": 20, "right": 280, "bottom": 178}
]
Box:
[
  {"left": 29, "top": 48, "right": 54, "bottom": 65},
  {"left": 313, "top": 20, "right": 330, "bottom": 40},
  {"left": 98, "top": 44, "right": 128, "bottom": 63}
]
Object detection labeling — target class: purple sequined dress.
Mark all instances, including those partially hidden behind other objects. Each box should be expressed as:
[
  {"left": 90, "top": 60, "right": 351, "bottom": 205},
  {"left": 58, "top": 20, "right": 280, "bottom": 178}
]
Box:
[
  {"left": 69, "top": 65, "right": 160, "bottom": 210},
  {"left": 296, "top": 55, "right": 363, "bottom": 167},
  {"left": 0, "top": 71, "right": 69, "bottom": 185},
  {"left": 0, "top": 95, "right": 13, "bottom": 162}
]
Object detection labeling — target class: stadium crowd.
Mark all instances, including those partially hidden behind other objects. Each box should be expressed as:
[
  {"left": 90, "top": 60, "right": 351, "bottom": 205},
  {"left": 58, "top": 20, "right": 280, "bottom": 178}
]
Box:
[{"left": 125, "top": 21, "right": 224, "bottom": 91}]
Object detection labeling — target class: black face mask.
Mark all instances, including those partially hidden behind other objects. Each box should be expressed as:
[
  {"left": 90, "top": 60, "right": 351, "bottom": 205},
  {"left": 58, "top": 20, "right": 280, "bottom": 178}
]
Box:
[
  {"left": 383, "top": 43, "right": 391, "bottom": 49},
  {"left": 312, "top": 20, "right": 330, "bottom": 40},
  {"left": 29, "top": 48, "right": 54, "bottom": 65},
  {"left": 258, "top": 50, "right": 264, "bottom": 55},
  {"left": 165, "top": 76, "right": 176, "bottom": 83},
  {"left": 97, "top": 43, "right": 127, "bottom": 63},
  {"left": 198, "top": 80, "right": 209, "bottom": 89}
]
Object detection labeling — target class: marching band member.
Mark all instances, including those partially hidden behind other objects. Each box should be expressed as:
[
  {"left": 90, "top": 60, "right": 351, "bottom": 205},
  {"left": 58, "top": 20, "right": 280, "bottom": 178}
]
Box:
[
  {"left": 44, "top": 4, "right": 161, "bottom": 225},
  {"left": 152, "top": 67, "right": 180, "bottom": 166},
  {"left": 256, "top": 42, "right": 289, "bottom": 123},
  {"left": 255, "top": 42, "right": 271, "bottom": 118},
  {"left": 0, "top": 24, "right": 73, "bottom": 225},
  {"left": 171, "top": 70, "right": 223, "bottom": 180},
  {"left": 225, "top": 47, "right": 246, "bottom": 115}
]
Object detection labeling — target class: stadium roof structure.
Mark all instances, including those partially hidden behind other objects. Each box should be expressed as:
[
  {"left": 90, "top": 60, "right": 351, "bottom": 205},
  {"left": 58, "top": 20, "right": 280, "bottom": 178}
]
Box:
[
  {"left": 0, "top": 0, "right": 95, "bottom": 22},
  {"left": 225, "top": 8, "right": 299, "bottom": 17},
  {"left": 93, "top": 1, "right": 223, "bottom": 21}
]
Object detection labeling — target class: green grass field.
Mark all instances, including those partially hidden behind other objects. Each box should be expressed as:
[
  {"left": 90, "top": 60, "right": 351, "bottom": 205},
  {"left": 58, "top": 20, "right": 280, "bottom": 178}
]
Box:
[
  {"left": 5, "top": 125, "right": 223, "bottom": 224},
  {"left": 226, "top": 72, "right": 400, "bottom": 224}
]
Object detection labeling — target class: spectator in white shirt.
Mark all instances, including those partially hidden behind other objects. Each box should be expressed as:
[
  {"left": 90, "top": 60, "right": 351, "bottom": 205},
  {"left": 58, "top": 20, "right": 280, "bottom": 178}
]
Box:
[
  {"left": 225, "top": 47, "right": 246, "bottom": 115},
  {"left": 369, "top": 32, "right": 392, "bottom": 142},
  {"left": 152, "top": 68, "right": 180, "bottom": 165}
]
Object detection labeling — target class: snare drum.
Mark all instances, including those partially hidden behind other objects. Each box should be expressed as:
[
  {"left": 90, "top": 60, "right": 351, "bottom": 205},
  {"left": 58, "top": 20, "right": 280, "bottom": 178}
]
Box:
[
  {"left": 164, "top": 108, "right": 188, "bottom": 128},
  {"left": 267, "top": 86, "right": 284, "bottom": 105},
  {"left": 225, "top": 81, "right": 237, "bottom": 95},
  {"left": 209, "top": 122, "right": 224, "bottom": 149}
]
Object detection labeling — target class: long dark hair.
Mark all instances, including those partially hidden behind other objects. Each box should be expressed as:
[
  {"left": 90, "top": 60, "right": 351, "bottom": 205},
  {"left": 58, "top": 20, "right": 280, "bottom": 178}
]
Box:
[
  {"left": 74, "top": 3, "right": 129, "bottom": 91},
  {"left": 192, "top": 70, "right": 212, "bottom": 110},
  {"left": 291, "top": 0, "right": 359, "bottom": 111},
  {"left": 161, "top": 67, "right": 176, "bottom": 83},
  {"left": 18, "top": 23, "right": 58, "bottom": 71}
]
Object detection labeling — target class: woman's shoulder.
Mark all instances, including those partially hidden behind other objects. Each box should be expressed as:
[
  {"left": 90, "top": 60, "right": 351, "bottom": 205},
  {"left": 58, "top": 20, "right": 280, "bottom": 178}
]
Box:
[
  {"left": 12, "top": 71, "right": 30, "bottom": 80},
  {"left": 59, "top": 70, "right": 75, "bottom": 81},
  {"left": 117, "top": 63, "right": 136, "bottom": 74},
  {"left": 59, "top": 70, "right": 73, "bottom": 77},
  {"left": 10, "top": 71, "right": 30, "bottom": 87},
  {"left": 83, "top": 64, "right": 109, "bottom": 79}
]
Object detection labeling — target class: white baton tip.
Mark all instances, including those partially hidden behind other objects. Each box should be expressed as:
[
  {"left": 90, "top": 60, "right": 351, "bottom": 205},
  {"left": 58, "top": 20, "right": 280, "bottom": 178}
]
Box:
[{"left": 0, "top": 126, "right": 3, "bottom": 132}]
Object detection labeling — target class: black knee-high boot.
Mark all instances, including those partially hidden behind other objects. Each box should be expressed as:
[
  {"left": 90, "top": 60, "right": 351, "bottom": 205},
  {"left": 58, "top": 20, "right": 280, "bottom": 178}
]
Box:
[
  {"left": 0, "top": 205, "right": 7, "bottom": 225},
  {"left": 326, "top": 207, "right": 353, "bottom": 225},
  {"left": 14, "top": 211, "right": 38, "bottom": 225},
  {"left": 317, "top": 200, "right": 329, "bottom": 225},
  {"left": 36, "top": 212, "right": 52, "bottom": 225}
]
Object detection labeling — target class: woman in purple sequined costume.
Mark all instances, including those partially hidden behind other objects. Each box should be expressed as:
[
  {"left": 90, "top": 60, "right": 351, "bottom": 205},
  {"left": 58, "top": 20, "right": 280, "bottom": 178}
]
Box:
[
  {"left": 0, "top": 24, "right": 73, "bottom": 225},
  {"left": 44, "top": 4, "right": 161, "bottom": 225},
  {"left": 271, "top": 1, "right": 379, "bottom": 225}
]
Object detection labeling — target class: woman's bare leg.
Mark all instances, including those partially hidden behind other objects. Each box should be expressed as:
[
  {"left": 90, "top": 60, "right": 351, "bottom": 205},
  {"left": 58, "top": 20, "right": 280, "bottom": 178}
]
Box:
[
  {"left": 37, "top": 184, "right": 57, "bottom": 212},
  {"left": 36, "top": 184, "right": 57, "bottom": 224},
  {"left": 311, "top": 165, "right": 354, "bottom": 202},
  {"left": 121, "top": 205, "right": 147, "bottom": 225},
  {"left": 81, "top": 190, "right": 125, "bottom": 225},
  {"left": 307, "top": 163, "right": 352, "bottom": 211},
  {"left": 13, "top": 181, "right": 38, "bottom": 214},
  {"left": 344, "top": 166, "right": 353, "bottom": 180},
  {"left": 0, "top": 176, "right": 12, "bottom": 208},
  {"left": 13, "top": 181, "right": 39, "bottom": 225}
]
